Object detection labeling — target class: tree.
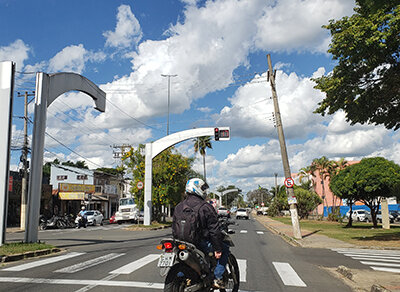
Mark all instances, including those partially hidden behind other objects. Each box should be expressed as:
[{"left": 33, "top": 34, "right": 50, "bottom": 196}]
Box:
[
  {"left": 193, "top": 136, "right": 212, "bottom": 182},
  {"left": 313, "top": 1, "right": 400, "bottom": 130},
  {"left": 294, "top": 187, "right": 323, "bottom": 219},
  {"left": 268, "top": 185, "right": 289, "bottom": 217},
  {"left": 122, "top": 145, "right": 196, "bottom": 221},
  {"left": 246, "top": 187, "right": 271, "bottom": 207},
  {"left": 310, "top": 156, "right": 333, "bottom": 215},
  {"left": 217, "top": 185, "right": 242, "bottom": 208},
  {"left": 330, "top": 157, "right": 400, "bottom": 227}
]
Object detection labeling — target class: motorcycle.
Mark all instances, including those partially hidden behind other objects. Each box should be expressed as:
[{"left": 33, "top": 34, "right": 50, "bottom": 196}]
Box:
[
  {"left": 39, "top": 215, "right": 67, "bottom": 230},
  {"left": 75, "top": 214, "right": 87, "bottom": 228},
  {"left": 157, "top": 218, "right": 239, "bottom": 292}
]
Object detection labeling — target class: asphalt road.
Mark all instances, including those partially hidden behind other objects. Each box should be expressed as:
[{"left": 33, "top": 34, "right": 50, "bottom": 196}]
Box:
[{"left": 0, "top": 217, "right": 367, "bottom": 291}]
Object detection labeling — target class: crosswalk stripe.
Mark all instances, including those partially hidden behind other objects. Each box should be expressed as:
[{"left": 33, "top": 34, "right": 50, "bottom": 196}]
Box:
[
  {"left": 240, "top": 230, "right": 247, "bottom": 234},
  {"left": 109, "top": 254, "right": 159, "bottom": 274},
  {"left": 272, "top": 262, "right": 307, "bottom": 287},
  {"left": 371, "top": 267, "right": 400, "bottom": 273},
  {"left": 360, "top": 261, "right": 400, "bottom": 268},
  {"left": 237, "top": 259, "right": 246, "bottom": 282},
  {"left": 54, "top": 253, "right": 125, "bottom": 273},
  {"left": 3, "top": 252, "right": 85, "bottom": 271},
  {"left": 344, "top": 254, "right": 400, "bottom": 260},
  {"left": 333, "top": 248, "right": 400, "bottom": 256},
  {"left": 350, "top": 257, "right": 400, "bottom": 263}
]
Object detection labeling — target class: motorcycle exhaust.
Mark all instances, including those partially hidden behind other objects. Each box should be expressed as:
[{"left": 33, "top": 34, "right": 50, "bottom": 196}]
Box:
[{"left": 178, "top": 250, "right": 202, "bottom": 275}]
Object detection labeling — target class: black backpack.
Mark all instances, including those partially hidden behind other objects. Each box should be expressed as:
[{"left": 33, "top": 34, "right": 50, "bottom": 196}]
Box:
[{"left": 172, "top": 200, "right": 206, "bottom": 244}]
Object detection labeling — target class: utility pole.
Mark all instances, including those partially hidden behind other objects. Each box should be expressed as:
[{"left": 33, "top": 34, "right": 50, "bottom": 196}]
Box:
[
  {"left": 17, "top": 91, "right": 35, "bottom": 230},
  {"left": 161, "top": 74, "right": 177, "bottom": 135},
  {"left": 267, "top": 54, "right": 302, "bottom": 239},
  {"left": 274, "top": 173, "right": 278, "bottom": 198}
]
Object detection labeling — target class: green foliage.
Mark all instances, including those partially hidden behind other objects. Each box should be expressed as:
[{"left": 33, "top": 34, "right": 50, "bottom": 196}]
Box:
[
  {"left": 330, "top": 157, "right": 400, "bottom": 226},
  {"left": 96, "top": 167, "right": 125, "bottom": 177},
  {"left": 122, "top": 145, "right": 196, "bottom": 218},
  {"left": 246, "top": 186, "right": 271, "bottom": 207},
  {"left": 193, "top": 136, "right": 212, "bottom": 181},
  {"left": 43, "top": 159, "right": 88, "bottom": 177},
  {"left": 313, "top": 1, "right": 400, "bottom": 130},
  {"left": 217, "top": 185, "right": 242, "bottom": 208},
  {"left": 268, "top": 185, "right": 289, "bottom": 217},
  {"left": 294, "top": 187, "right": 323, "bottom": 219}
]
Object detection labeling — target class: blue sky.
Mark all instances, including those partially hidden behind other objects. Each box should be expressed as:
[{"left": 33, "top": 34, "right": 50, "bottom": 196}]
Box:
[{"left": 2, "top": 0, "right": 399, "bottom": 193}]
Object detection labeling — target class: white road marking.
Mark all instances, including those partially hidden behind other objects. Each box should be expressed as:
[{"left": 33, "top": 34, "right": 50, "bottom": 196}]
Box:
[
  {"left": 74, "top": 274, "right": 120, "bottom": 292},
  {"left": 55, "top": 253, "right": 125, "bottom": 273},
  {"left": 256, "top": 231, "right": 264, "bottom": 234},
  {"left": 237, "top": 259, "right": 247, "bottom": 282},
  {"left": 345, "top": 254, "right": 400, "bottom": 260},
  {"left": 272, "top": 262, "right": 307, "bottom": 287},
  {"left": 333, "top": 248, "right": 400, "bottom": 256},
  {"left": 371, "top": 267, "right": 400, "bottom": 273},
  {"left": 360, "top": 261, "right": 400, "bottom": 268},
  {"left": 240, "top": 230, "right": 247, "bottom": 234},
  {"left": 0, "top": 277, "right": 164, "bottom": 289},
  {"left": 109, "top": 254, "right": 159, "bottom": 274},
  {"left": 2, "top": 252, "right": 85, "bottom": 271},
  {"left": 350, "top": 257, "right": 400, "bottom": 263}
]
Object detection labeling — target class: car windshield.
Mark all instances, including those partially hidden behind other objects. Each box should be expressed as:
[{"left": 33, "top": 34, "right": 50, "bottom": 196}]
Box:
[
  {"left": 237, "top": 209, "right": 246, "bottom": 212},
  {"left": 120, "top": 198, "right": 135, "bottom": 206},
  {"left": 358, "top": 211, "right": 365, "bottom": 214},
  {"left": 86, "top": 211, "right": 94, "bottom": 215}
]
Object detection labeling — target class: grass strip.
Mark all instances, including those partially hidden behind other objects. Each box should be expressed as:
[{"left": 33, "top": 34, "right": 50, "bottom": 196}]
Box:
[
  {"left": 0, "top": 242, "right": 55, "bottom": 256},
  {"left": 270, "top": 216, "right": 400, "bottom": 248}
]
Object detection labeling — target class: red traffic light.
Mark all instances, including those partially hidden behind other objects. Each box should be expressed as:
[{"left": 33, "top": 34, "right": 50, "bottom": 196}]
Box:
[{"left": 214, "top": 128, "right": 219, "bottom": 141}]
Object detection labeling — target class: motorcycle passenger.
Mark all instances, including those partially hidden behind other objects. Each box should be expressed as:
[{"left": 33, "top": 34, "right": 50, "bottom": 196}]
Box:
[
  {"left": 173, "top": 178, "right": 230, "bottom": 289},
  {"left": 78, "top": 206, "right": 87, "bottom": 227}
]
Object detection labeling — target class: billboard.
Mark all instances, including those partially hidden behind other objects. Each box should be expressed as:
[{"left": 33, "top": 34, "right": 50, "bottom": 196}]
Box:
[{"left": 59, "top": 183, "right": 95, "bottom": 193}]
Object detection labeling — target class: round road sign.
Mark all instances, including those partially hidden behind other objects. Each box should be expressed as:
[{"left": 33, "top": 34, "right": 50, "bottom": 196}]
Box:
[
  {"left": 137, "top": 181, "right": 144, "bottom": 190},
  {"left": 284, "top": 177, "right": 294, "bottom": 188}
]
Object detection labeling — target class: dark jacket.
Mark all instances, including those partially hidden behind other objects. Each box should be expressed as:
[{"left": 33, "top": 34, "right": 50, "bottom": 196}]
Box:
[{"left": 174, "top": 194, "right": 223, "bottom": 252}]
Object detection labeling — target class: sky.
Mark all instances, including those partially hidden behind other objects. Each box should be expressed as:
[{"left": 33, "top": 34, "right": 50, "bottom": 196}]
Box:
[{"left": 2, "top": 0, "right": 399, "bottom": 194}]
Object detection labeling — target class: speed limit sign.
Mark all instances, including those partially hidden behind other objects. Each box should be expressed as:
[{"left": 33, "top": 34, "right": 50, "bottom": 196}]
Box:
[
  {"left": 137, "top": 181, "right": 144, "bottom": 190},
  {"left": 284, "top": 177, "right": 294, "bottom": 188}
]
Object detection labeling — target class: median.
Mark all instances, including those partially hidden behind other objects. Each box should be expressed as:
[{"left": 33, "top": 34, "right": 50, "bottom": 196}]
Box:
[{"left": 0, "top": 242, "right": 59, "bottom": 263}]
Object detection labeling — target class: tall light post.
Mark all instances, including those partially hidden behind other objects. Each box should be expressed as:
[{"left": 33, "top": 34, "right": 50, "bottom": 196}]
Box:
[{"left": 161, "top": 74, "right": 177, "bottom": 135}]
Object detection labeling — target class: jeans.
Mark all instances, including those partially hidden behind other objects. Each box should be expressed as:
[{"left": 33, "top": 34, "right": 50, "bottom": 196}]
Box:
[{"left": 198, "top": 240, "right": 230, "bottom": 280}]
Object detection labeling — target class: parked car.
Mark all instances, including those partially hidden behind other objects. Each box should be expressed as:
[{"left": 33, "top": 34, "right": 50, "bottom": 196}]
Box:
[
  {"left": 236, "top": 208, "right": 249, "bottom": 220},
  {"left": 217, "top": 207, "right": 230, "bottom": 218},
  {"left": 86, "top": 210, "right": 104, "bottom": 226},
  {"left": 389, "top": 210, "right": 399, "bottom": 222},
  {"left": 346, "top": 210, "right": 372, "bottom": 222},
  {"left": 376, "top": 211, "right": 394, "bottom": 223}
]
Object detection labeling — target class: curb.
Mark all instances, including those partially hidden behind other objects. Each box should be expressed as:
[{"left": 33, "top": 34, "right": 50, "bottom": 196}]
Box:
[{"left": 1, "top": 248, "right": 62, "bottom": 263}]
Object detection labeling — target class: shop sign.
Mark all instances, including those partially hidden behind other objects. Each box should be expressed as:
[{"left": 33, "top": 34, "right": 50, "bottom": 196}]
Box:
[
  {"left": 59, "top": 183, "right": 95, "bottom": 193},
  {"left": 59, "top": 192, "right": 85, "bottom": 200}
]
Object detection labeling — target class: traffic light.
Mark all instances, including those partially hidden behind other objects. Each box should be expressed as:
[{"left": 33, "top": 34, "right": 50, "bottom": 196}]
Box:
[{"left": 214, "top": 127, "right": 219, "bottom": 141}]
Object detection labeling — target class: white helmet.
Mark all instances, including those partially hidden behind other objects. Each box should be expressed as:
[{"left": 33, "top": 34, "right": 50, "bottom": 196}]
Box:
[
  {"left": 81, "top": 206, "right": 86, "bottom": 210},
  {"left": 185, "top": 178, "right": 209, "bottom": 200}
]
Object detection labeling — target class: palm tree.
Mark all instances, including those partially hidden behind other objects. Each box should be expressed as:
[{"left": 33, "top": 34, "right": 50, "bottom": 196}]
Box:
[
  {"left": 329, "top": 158, "right": 348, "bottom": 211},
  {"left": 310, "top": 156, "right": 333, "bottom": 216},
  {"left": 193, "top": 136, "right": 212, "bottom": 182}
]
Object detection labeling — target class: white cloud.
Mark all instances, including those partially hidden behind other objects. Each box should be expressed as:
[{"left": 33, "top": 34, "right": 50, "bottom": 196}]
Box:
[
  {"left": 103, "top": 5, "right": 142, "bottom": 48},
  {"left": 0, "top": 39, "right": 30, "bottom": 70},
  {"left": 48, "top": 44, "right": 105, "bottom": 74},
  {"left": 254, "top": 0, "right": 355, "bottom": 53},
  {"left": 197, "top": 107, "right": 212, "bottom": 113}
]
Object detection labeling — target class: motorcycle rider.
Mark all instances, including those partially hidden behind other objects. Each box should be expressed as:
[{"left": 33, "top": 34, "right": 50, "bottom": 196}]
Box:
[
  {"left": 78, "top": 206, "right": 87, "bottom": 227},
  {"left": 173, "top": 178, "right": 230, "bottom": 289}
]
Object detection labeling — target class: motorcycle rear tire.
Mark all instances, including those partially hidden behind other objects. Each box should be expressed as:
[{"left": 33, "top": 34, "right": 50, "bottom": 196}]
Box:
[
  {"left": 39, "top": 222, "right": 47, "bottom": 230},
  {"left": 220, "top": 253, "right": 240, "bottom": 292},
  {"left": 164, "top": 263, "right": 201, "bottom": 292}
]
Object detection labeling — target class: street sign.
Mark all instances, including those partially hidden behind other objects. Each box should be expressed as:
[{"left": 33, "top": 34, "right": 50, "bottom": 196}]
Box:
[
  {"left": 137, "top": 181, "right": 144, "bottom": 190},
  {"left": 288, "top": 196, "right": 297, "bottom": 204},
  {"left": 284, "top": 177, "right": 294, "bottom": 188}
]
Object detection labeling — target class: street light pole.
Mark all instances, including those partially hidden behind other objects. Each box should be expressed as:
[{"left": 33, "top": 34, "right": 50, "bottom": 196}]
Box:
[{"left": 161, "top": 74, "right": 177, "bottom": 135}]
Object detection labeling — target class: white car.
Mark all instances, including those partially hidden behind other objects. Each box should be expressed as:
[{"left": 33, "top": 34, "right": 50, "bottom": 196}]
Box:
[
  {"left": 86, "top": 210, "right": 104, "bottom": 226},
  {"left": 236, "top": 208, "right": 249, "bottom": 220},
  {"left": 345, "top": 210, "right": 372, "bottom": 222}
]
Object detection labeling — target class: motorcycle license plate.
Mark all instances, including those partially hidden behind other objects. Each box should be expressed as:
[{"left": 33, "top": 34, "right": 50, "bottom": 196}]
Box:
[{"left": 157, "top": 253, "right": 175, "bottom": 267}]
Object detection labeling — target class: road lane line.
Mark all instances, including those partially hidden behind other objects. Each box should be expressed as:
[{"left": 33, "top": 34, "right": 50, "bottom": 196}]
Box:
[
  {"left": 109, "top": 254, "right": 159, "bottom": 274},
  {"left": 74, "top": 274, "right": 120, "bottom": 292},
  {"left": 55, "top": 253, "right": 125, "bottom": 273},
  {"left": 0, "top": 277, "right": 164, "bottom": 289},
  {"left": 240, "top": 230, "right": 247, "bottom": 234},
  {"left": 360, "top": 261, "right": 400, "bottom": 268},
  {"left": 237, "top": 259, "right": 247, "bottom": 282},
  {"left": 272, "top": 262, "right": 307, "bottom": 287},
  {"left": 256, "top": 231, "right": 264, "bottom": 234},
  {"left": 2, "top": 252, "right": 85, "bottom": 271},
  {"left": 371, "top": 267, "right": 400, "bottom": 273}
]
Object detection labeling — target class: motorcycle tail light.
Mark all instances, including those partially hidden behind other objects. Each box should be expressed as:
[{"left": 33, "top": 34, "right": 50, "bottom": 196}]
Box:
[
  {"left": 164, "top": 242, "right": 173, "bottom": 250},
  {"left": 178, "top": 244, "right": 186, "bottom": 250}
]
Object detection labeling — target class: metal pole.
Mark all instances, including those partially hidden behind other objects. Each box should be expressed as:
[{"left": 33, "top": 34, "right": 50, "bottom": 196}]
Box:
[
  {"left": 161, "top": 74, "right": 177, "bottom": 135},
  {"left": 267, "top": 54, "right": 302, "bottom": 239},
  {"left": 274, "top": 173, "right": 278, "bottom": 198}
]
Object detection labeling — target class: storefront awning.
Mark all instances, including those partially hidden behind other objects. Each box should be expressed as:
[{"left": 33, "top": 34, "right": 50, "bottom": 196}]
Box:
[{"left": 59, "top": 192, "right": 85, "bottom": 200}]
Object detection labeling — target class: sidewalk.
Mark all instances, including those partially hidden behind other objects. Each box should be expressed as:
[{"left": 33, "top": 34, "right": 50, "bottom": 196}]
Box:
[{"left": 255, "top": 215, "right": 400, "bottom": 292}]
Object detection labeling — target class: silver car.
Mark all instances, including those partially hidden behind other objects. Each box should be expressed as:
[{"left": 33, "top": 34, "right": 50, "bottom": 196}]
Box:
[{"left": 376, "top": 211, "right": 394, "bottom": 223}]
